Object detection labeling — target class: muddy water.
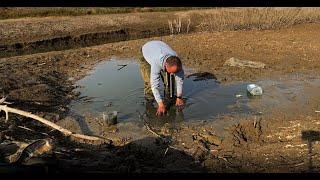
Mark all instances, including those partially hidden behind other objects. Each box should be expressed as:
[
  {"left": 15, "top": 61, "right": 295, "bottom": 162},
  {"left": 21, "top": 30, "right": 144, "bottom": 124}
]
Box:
[
  {"left": 69, "top": 59, "right": 253, "bottom": 123},
  {"left": 60, "top": 59, "right": 320, "bottom": 139},
  {"left": 248, "top": 76, "right": 320, "bottom": 116}
]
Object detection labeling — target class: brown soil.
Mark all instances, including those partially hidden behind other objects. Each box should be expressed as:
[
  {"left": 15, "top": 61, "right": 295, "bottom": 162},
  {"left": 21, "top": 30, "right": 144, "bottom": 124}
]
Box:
[
  {"left": 0, "top": 10, "right": 205, "bottom": 58},
  {"left": 1, "top": 12, "right": 320, "bottom": 173}
]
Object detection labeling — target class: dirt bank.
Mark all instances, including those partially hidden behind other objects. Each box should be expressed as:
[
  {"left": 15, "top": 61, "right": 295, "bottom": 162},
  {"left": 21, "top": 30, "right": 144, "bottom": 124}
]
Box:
[{"left": 0, "top": 10, "right": 204, "bottom": 58}]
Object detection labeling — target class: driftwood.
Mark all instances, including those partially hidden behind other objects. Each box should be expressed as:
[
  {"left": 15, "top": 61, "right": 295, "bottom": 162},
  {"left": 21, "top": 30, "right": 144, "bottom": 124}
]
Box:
[{"left": 0, "top": 105, "right": 110, "bottom": 144}]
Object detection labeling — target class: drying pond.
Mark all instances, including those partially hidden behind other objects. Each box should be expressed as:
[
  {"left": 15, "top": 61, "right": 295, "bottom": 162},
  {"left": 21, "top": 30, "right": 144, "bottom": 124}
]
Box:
[
  {"left": 59, "top": 59, "right": 320, "bottom": 138},
  {"left": 69, "top": 59, "right": 254, "bottom": 123}
]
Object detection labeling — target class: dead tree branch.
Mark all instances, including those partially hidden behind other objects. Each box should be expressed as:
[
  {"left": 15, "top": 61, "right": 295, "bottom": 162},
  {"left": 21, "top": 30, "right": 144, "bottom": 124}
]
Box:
[{"left": 0, "top": 105, "right": 110, "bottom": 143}]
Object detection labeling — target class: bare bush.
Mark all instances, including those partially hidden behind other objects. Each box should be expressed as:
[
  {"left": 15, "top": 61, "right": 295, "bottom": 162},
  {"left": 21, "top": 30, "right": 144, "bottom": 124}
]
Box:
[
  {"left": 168, "top": 17, "right": 192, "bottom": 35},
  {"left": 168, "top": 20, "right": 174, "bottom": 34},
  {"left": 186, "top": 18, "right": 191, "bottom": 33}
]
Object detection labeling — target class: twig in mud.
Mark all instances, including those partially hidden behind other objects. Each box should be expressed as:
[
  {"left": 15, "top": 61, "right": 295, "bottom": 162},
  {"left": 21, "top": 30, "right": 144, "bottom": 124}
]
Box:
[
  {"left": 293, "top": 162, "right": 305, "bottom": 167},
  {"left": 315, "top": 110, "right": 320, "bottom": 113},
  {"left": 53, "top": 151, "right": 69, "bottom": 156},
  {"left": 17, "top": 125, "right": 36, "bottom": 132},
  {"left": 137, "top": 110, "right": 163, "bottom": 138},
  {"left": 217, "top": 155, "right": 232, "bottom": 164},
  {"left": 0, "top": 96, "right": 5, "bottom": 103},
  {"left": 138, "top": 110, "right": 182, "bottom": 151},
  {"left": 144, "top": 118, "right": 182, "bottom": 151},
  {"left": 0, "top": 96, "right": 12, "bottom": 105},
  {"left": 48, "top": 129, "right": 57, "bottom": 133},
  {"left": 163, "top": 147, "right": 169, "bottom": 158},
  {"left": 0, "top": 105, "right": 111, "bottom": 144},
  {"left": 37, "top": 63, "right": 46, "bottom": 66},
  {"left": 17, "top": 126, "right": 49, "bottom": 136},
  {"left": 117, "top": 64, "right": 127, "bottom": 71},
  {"left": 144, "top": 122, "right": 162, "bottom": 138},
  {"left": 168, "top": 145, "right": 182, "bottom": 151}
]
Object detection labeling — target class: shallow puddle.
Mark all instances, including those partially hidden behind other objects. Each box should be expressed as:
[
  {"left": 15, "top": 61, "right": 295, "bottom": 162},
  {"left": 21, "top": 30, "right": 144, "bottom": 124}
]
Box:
[
  {"left": 63, "top": 59, "right": 320, "bottom": 138},
  {"left": 70, "top": 59, "right": 253, "bottom": 123}
]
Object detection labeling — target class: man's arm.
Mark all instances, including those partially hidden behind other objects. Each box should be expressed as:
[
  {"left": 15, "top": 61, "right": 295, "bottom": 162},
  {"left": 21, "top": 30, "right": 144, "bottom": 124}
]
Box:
[
  {"left": 150, "top": 66, "right": 163, "bottom": 104},
  {"left": 175, "top": 68, "right": 184, "bottom": 98}
]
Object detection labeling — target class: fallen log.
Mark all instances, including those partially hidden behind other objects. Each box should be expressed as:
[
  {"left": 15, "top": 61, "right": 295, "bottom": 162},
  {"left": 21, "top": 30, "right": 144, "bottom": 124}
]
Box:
[{"left": 0, "top": 105, "right": 111, "bottom": 144}]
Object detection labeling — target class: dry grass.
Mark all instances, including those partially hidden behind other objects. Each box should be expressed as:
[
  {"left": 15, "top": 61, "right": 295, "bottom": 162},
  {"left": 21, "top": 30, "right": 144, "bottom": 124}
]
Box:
[
  {"left": 0, "top": 7, "right": 203, "bottom": 20},
  {"left": 1, "top": 7, "right": 320, "bottom": 34},
  {"left": 198, "top": 8, "right": 320, "bottom": 31}
]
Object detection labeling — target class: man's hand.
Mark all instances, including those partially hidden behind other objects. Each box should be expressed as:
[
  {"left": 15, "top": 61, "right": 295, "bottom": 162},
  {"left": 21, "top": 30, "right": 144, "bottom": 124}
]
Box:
[
  {"left": 156, "top": 101, "right": 166, "bottom": 116},
  {"left": 175, "top": 97, "right": 185, "bottom": 107}
]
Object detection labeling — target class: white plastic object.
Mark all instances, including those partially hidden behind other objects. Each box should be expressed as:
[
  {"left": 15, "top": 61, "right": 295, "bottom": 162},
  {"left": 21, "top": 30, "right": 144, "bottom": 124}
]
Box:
[{"left": 247, "top": 84, "right": 263, "bottom": 96}]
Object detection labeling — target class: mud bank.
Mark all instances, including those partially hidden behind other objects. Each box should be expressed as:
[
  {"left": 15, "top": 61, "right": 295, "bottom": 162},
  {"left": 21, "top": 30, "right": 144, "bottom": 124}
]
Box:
[
  {"left": 0, "top": 27, "right": 187, "bottom": 58},
  {"left": 0, "top": 10, "right": 201, "bottom": 58}
]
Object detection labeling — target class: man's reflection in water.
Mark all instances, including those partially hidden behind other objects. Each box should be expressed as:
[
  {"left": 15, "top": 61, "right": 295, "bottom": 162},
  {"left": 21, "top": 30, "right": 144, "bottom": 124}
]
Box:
[{"left": 143, "top": 97, "right": 185, "bottom": 131}]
